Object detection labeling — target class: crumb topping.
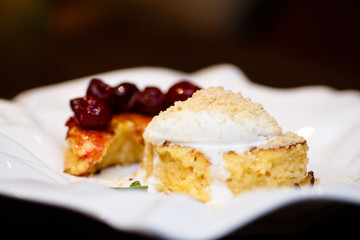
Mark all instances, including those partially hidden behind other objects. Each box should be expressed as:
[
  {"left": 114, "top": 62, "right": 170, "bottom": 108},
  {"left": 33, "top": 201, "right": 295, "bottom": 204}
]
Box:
[
  {"left": 146, "top": 86, "right": 305, "bottom": 149},
  {"left": 154, "top": 86, "right": 282, "bottom": 134},
  {"left": 257, "top": 132, "right": 306, "bottom": 151}
]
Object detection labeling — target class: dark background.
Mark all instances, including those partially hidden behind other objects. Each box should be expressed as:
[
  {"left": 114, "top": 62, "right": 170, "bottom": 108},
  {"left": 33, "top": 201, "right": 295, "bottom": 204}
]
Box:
[
  {"left": 1, "top": 0, "right": 360, "bottom": 238},
  {"left": 0, "top": 0, "right": 359, "bottom": 99}
]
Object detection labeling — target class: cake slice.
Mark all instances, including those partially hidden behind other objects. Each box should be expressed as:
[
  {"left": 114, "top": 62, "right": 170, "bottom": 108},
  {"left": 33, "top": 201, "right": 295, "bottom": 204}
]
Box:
[
  {"left": 64, "top": 79, "right": 201, "bottom": 176},
  {"left": 140, "top": 87, "right": 314, "bottom": 203},
  {"left": 65, "top": 113, "right": 151, "bottom": 176}
]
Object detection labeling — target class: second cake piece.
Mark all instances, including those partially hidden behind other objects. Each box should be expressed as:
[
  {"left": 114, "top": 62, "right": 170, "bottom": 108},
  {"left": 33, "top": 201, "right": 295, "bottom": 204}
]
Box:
[{"left": 140, "top": 86, "right": 313, "bottom": 204}]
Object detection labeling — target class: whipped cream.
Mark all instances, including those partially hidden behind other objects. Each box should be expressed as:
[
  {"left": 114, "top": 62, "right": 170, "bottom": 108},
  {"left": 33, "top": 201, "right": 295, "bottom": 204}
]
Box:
[{"left": 144, "top": 87, "right": 282, "bottom": 146}]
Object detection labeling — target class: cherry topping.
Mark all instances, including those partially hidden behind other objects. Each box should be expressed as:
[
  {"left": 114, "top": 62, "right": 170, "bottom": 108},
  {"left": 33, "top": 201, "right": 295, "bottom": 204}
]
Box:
[
  {"left": 113, "top": 82, "right": 139, "bottom": 113},
  {"left": 69, "top": 79, "right": 201, "bottom": 130},
  {"left": 166, "top": 80, "right": 201, "bottom": 106},
  {"left": 70, "top": 96, "right": 112, "bottom": 130},
  {"left": 86, "top": 78, "right": 115, "bottom": 108},
  {"left": 133, "top": 87, "right": 167, "bottom": 116}
]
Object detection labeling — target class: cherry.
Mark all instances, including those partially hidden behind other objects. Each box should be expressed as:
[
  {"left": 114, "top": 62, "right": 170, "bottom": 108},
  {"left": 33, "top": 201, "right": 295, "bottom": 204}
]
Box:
[
  {"left": 166, "top": 80, "right": 201, "bottom": 106},
  {"left": 86, "top": 78, "right": 115, "bottom": 108},
  {"left": 69, "top": 79, "right": 201, "bottom": 129},
  {"left": 70, "top": 96, "right": 112, "bottom": 130},
  {"left": 113, "top": 82, "right": 139, "bottom": 113},
  {"left": 132, "top": 87, "right": 167, "bottom": 116}
]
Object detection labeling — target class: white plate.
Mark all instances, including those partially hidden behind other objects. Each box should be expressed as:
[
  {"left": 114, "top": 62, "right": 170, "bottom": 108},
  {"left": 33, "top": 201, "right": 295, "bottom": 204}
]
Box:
[{"left": 1, "top": 64, "right": 360, "bottom": 239}]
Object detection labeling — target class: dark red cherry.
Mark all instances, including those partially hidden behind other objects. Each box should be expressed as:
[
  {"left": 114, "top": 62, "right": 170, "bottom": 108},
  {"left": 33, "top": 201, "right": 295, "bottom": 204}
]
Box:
[
  {"left": 86, "top": 78, "right": 115, "bottom": 108},
  {"left": 133, "top": 87, "right": 167, "bottom": 116},
  {"left": 113, "top": 82, "right": 139, "bottom": 113},
  {"left": 166, "top": 80, "right": 201, "bottom": 106},
  {"left": 70, "top": 96, "right": 112, "bottom": 130}
]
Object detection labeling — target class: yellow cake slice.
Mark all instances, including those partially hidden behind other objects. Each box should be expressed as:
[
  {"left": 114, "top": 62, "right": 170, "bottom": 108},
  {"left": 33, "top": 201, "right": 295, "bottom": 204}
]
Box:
[
  {"left": 140, "top": 87, "right": 314, "bottom": 203},
  {"left": 65, "top": 113, "right": 151, "bottom": 176}
]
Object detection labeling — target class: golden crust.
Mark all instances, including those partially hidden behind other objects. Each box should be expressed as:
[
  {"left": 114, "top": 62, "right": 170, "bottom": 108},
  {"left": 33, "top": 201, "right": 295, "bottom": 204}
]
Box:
[{"left": 64, "top": 113, "right": 151, "bottom": 176}]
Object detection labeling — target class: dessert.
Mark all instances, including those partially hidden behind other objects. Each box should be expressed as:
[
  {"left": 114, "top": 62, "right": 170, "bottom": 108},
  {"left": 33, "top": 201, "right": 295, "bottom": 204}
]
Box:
[
  {"left": 64, "top": 78, "right": 200, "bottom": 176},
  {"left": 64, "top": 113, "right": 150, "bottom": 176},
  {"left": 140, "top": 87, "right": 314, "bottom": 203}
]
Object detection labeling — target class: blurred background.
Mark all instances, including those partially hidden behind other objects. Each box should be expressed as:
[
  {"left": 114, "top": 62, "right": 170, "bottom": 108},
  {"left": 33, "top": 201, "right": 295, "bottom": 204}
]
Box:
[{"left": 0, "top": 0, "right": 359, "bottom": 99}]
